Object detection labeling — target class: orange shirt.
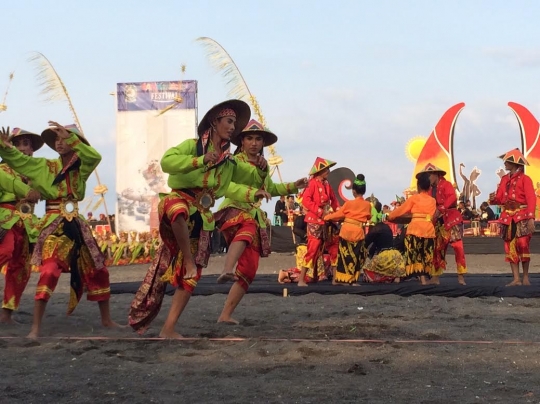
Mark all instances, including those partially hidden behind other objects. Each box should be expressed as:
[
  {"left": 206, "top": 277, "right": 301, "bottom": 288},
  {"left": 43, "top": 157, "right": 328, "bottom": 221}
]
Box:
[
  {"left": 388, "top": 192, "right": 436, "bottom": 238},
  {"left": 324, "top": 196, "right": 371, "bottom": 242}
]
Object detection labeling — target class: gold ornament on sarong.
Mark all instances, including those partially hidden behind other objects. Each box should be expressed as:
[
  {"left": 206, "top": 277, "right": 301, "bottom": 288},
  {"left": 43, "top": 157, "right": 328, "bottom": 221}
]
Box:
[
  {"left": 194, "top": 191, "right": 215, "bottom": 212},
  {"left": 15, "top": 202, "right": 34, "bottom": 220},
  {"left": 60, "top": 198, "right": 79, "bottom": 222}
]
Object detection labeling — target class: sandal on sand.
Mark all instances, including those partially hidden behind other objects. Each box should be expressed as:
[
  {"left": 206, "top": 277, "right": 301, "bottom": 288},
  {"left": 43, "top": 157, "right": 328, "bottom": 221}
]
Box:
[{"left": 217, "top": 273, "right": 237, "bottom": 284}]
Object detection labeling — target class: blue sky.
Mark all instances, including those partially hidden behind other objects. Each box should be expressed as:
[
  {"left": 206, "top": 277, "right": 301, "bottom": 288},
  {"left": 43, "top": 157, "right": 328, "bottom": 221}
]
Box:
[{"left": 3, "top": 0, "right": 540, "bottom": 216}]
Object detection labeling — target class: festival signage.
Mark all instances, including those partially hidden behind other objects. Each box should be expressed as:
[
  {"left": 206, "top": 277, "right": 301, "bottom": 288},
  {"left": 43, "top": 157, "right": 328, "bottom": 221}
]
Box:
[{"left": 115, "top": 80, "right": 198, "bottom": 233}]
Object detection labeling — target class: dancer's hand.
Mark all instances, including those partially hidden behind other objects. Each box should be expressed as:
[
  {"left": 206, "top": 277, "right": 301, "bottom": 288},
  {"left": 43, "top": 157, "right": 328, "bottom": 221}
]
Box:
[
  {"left": 25, "top": 189, "right": 41, "bottom": 203},
  {"left": 0, "top": 126, "right": 12, "bottom": 148},
  {"left": 527, "top": 218, "right": 536, "bottom": 234},
  {"left": 203, "top": 151, "right": 220, "bottom": 165},
  {"left": 254, "top": 154, "right": 268, "bottom": 170},
  {"left": 295, "top": 177, "right": 308, "bottom": 189},
  {"left": 255, "top": 189, "right": 271, "bottom": 202},
  {"left": 48, "top": 121, "right": 70, "bottom": 139}
]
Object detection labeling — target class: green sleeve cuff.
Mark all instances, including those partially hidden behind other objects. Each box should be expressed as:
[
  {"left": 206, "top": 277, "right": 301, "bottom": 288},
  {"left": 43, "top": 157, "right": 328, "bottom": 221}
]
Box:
[
  {"left": 14, "top": 180, "right": 32, "bottom": 199},
  {"left": 246, "top": 187, "right": 258, "bottom": 202},
  {"left": 286, "top": 182, "right": 298, "bottom": 194},
  {"left": 193, "top": 155, "right": 205, "bottom": 169},
  {"left": 64, "top": 133, "right": 82, "bottom": 148}
]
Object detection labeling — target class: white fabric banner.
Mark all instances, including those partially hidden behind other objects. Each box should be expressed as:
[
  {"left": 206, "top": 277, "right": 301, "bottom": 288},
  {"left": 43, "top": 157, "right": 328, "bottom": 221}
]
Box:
[{"left": 115, "top": 80, "right": 197, "bottom": 233}]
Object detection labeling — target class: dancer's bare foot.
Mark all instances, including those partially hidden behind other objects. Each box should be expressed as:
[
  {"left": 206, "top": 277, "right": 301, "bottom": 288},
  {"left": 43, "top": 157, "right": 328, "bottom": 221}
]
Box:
[
  {"left": 0, "top": 317, "right": 19, "bottom": 325},
  {"left": 522, "top": 276, "right": 531, "bottom": 286},
  {"left": 159, "top": 328, "right": 184, "bottom": 339},
  {"left": 506, "top": 279, "right": 522, "bottom": 287},
  {"left": 102, "top": 320, "right": 125, "bottom": 329},
  {"left": 217, "top": 272, "right": 237, "bottom": 284},
  {"left": 217, "top": 317, "right": 239, "bottom": 325},
  {"left": 332, "top": 281, "right": 350, "bottom": 286},
  {"left": 428, "top": 276, "right": 440, "bottom": 285},
  {"left": 184, "top": 260, "right": 198, "bottom": 280},
  {"left": 26, "top": 328, "right": 40, "bottom": 339},
  {"left": 457, "top": 274, "right": 466, "bottom": 285},
  {"left": 419, "top": 276, "right": 428, "bottom": 286},
  {"left": 0, "top": 310, "right": 19, "bottom": 325},
  {"left": 393, "top": 278, "right": 401, "bottom": 283},
  {"left": 351, "top": 283, "right": 361, "bottom": 287},
  {"left": 297, "top": 281, "right": 308, "bottom": 287}
]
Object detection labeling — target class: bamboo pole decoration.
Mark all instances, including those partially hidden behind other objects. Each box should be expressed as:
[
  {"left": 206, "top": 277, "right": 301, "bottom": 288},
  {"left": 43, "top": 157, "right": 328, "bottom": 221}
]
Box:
[
  {"left": 29, "top": 52, "right": 112, "bottom": 231},
  {"left": 196, "top": 37, "right": 285, "bottom": 180},
  {"left": 0, "top": 72, "right": 14, "bottom": 112}
]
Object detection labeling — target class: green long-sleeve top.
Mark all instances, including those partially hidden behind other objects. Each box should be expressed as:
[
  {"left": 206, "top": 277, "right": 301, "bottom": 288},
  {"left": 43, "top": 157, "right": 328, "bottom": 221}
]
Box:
[
  {"left": 0, "top": 133, "right": 101, "bottom": 229},
  {"left": 160, "top": 139, "right": 266, "bottom": 231},
  {"left": 217, "top": 151, "right": 298, "bottom": 228},
  {"left": 0, "top": 163, "right": 39, "bottom": 241}
]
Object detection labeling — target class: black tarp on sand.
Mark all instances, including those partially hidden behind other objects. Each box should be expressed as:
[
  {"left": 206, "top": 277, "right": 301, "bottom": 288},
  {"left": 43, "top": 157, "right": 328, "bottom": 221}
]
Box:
[{"left": 111, "top": 274, "right": 540, "bottom": 299}]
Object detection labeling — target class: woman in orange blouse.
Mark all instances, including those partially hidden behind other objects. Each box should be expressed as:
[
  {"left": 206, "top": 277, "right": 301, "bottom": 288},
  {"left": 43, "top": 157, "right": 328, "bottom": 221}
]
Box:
[
  {"left": 325, "top": 174, "right": 371, "bottom": 285},
  {"left": 388, "top": 172, "right": 436, "bottom": 285}
]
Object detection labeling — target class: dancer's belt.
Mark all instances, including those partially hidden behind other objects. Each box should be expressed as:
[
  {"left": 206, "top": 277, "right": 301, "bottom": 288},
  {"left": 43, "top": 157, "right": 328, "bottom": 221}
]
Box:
[
  {"left": 344, "top": 218, "right": 366, "bottom": 227},
  {"left": 0, "top": 201, "right": 35, "bottom": 220},
  {"left": 411, "top": 213, "right": 432, "bottom": 222},
  {"left": 503, "top": 201, "right": 527, "bottom": 211},
  {"left": 46, "top": 197, "right": 79, "bottom": 221},
  {"left": 173, "top": 188, "right": 215, "bottom": 212}
]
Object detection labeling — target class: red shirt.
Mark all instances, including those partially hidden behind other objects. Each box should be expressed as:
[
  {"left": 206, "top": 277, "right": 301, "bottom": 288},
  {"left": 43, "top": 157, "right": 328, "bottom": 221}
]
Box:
[
  {"left": 490, "top": 170, "right": 535, "bottom": 224},
  {"left": 431, "top": 177, "right": 462, "bottom": 229},
  {"left": 302, "top": 177, "right": 339, "bottom": 225}
]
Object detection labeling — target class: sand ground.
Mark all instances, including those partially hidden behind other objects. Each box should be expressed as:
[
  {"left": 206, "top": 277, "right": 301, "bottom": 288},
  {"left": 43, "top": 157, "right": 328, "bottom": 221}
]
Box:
[{"left": 1, "top": 253, "right": 540, "bottom": 403}]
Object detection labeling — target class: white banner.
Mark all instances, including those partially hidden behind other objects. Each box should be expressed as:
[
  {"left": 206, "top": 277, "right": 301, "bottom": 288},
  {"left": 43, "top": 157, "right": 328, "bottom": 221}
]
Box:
[{"left": 115, "top": 80, "right": 197, "bottom": 233}]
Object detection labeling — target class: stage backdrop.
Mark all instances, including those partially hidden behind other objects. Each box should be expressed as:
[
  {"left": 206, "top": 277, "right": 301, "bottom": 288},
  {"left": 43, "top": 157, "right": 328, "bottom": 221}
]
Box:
[{"left": 115, "top": 80, "right": 197, "bottom": 233}]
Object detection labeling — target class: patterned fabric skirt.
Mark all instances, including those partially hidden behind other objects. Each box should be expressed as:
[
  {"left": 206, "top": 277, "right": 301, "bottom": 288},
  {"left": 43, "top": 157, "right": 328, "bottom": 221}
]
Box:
[
  {"left": 335, "top": 238, "right": 366, "bottom": 284},
  {"left": 215, "top": 208, "right": 259, "bottom": 249},
  {"left": 294, "top": 244, "right": 329, "bottom": 281},
  {"left": 404, "top": 234, "right": 435, "bottom": 277},
  {"left": 33, "top": 217, "right": 108, "bottom": 314},
  {"left": 304, "top": 223, "right": 338, "bottom": 270},
  {"left": 129, "top": 192, "right": 210, "bottom": 333},
  {"left": 500, "top": 219, "right": 533, "bottom": 241},
  {"left": 0, "top": 223, "right": 31, "bottom": 310},
  {"left": 362, "top": 248, "right": 406, "bottom": 283},
  {"left": 433, "top": 221, "right": 467, "bottom": 276},
  {"left": 435, "top": 221, "right": 463, "bottom": 243},
  {"left": 502, "top": 221, "right": 532, "bottom": 263},
  {"left": 215, "top": 207, "right": 265, "bottom": 290}
]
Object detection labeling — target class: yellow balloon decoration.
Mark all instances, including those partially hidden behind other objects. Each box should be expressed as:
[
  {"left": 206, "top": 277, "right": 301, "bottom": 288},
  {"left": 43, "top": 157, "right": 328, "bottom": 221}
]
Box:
[{"left": 405, "top": 136, "right": 427, "bottom": 162}]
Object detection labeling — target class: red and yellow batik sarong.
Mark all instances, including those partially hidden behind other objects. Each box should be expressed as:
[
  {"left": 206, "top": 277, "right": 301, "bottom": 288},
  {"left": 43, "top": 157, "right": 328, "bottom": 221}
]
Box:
[{"left": 129, "top": 190, "right": 210, "bottom": 333}]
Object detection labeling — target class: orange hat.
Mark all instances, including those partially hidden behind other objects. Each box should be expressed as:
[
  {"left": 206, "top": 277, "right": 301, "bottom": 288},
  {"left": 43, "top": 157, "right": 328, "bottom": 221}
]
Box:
[
  {"left": 309, "top": 157, "right": 336, "bottom": 176},
  {"left": 415, "top": 163, "right": 446, "bottom": 179},
  {"left": 498, "top": 148, "right": 529, "bottom": 166}
]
